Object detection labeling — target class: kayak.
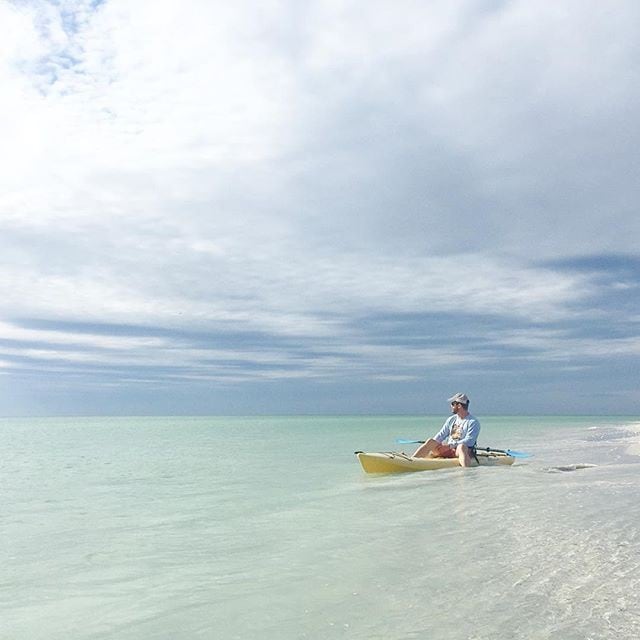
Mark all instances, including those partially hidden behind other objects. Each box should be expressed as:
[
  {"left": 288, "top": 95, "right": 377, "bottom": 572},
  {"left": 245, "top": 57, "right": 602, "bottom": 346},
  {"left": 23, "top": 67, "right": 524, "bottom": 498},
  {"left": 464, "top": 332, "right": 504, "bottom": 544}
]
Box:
[{"left": 355, "top": 450, "right": 515, "bottom": 474}]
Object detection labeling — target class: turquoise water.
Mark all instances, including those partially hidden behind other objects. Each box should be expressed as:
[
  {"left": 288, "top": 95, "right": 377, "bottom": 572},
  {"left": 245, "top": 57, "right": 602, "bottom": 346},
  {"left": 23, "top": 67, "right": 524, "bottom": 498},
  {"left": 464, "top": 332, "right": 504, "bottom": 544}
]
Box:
[{"left": 2, "top": 415, "right": 640, "bottom": 639}]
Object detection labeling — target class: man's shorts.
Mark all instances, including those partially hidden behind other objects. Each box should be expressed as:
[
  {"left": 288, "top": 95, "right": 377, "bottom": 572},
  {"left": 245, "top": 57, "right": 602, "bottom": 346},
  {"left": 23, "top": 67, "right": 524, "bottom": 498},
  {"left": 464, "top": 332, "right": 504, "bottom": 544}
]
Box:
[{"left": 434, "top": 443, "right": 457, "bottom": 458}]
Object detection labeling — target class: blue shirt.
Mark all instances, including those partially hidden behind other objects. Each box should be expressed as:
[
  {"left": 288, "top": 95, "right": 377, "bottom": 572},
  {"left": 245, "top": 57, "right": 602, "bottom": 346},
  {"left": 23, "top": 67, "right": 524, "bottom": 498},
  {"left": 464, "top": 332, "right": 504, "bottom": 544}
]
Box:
[{"left": 434, "top": 414, "right": 480, "bottom": 448}]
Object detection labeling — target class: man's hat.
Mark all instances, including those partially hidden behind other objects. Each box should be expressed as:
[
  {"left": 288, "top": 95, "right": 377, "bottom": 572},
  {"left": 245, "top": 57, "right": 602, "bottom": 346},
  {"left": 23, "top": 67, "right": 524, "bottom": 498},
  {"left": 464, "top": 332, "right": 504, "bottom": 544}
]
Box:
[{"left": 448, "top": 392, "right": 469, "bottom": 404}]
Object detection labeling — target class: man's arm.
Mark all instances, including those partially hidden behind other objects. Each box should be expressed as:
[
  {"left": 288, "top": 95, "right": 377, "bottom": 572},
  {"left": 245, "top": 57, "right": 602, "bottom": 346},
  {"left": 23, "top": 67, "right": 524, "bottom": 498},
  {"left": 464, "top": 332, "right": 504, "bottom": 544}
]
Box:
[
  {"left": 433, "top": 417, "right": 453, "bottom": 443},
  {"left": 459, "top": 418, "right": 480, "bottom": 447}
]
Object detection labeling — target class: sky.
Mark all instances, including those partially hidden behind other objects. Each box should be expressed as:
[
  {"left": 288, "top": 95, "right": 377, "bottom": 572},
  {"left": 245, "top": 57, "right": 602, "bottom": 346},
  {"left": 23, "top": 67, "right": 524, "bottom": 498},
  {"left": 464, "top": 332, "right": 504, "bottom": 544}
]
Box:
[{"left": 1, "top": 0, "right": 639, "bottom": 416}]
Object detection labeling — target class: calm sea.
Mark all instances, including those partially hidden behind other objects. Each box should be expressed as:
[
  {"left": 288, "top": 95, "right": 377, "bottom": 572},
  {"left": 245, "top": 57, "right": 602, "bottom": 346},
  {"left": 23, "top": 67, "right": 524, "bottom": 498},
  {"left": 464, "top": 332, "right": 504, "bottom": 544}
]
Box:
[{"left": 2, "top": 415, "right": 639, "bottom": 639}]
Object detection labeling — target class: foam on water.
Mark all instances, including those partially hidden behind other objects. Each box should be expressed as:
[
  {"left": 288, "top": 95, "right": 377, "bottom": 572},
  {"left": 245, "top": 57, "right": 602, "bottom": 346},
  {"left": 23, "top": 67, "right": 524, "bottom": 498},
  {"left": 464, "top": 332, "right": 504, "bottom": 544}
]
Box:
[
  {"left": 543, "top": 463, "right": 598, "bottom": 472},
  {"left": 1, "top": 415, "right": 639, "bottom": 639}
]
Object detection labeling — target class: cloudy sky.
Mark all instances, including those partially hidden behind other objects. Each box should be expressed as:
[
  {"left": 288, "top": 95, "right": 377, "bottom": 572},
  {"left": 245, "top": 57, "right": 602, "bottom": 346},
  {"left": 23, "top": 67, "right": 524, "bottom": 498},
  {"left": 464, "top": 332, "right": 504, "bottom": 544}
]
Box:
[{"left": 1, "top": 0, "right": 639, "bottom": 416}]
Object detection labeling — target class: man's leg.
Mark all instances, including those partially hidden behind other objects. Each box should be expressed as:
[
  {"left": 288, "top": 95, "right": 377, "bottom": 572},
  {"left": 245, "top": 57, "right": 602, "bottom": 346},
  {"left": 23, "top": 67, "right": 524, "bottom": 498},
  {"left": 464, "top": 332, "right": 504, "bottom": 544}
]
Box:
[
  {"left": 412, "top": 438, "right": 441, "bottom": 458},
  {"left": 456, "top": 443, "right": 473, "bottom": 467}
]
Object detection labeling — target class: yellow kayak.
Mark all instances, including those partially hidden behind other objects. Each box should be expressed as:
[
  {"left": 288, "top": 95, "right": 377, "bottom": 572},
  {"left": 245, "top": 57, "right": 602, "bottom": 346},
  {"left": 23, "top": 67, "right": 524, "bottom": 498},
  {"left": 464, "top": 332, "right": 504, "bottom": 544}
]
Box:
[{"left": 355, "top": 450, "right": 515, "bottom": 474}]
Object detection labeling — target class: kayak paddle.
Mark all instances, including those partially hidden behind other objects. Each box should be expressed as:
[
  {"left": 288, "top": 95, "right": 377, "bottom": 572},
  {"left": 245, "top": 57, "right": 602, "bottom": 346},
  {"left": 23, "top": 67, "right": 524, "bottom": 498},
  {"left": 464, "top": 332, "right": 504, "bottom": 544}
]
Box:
[
  {"left": 475, "top": 446, "right": 533, "bottom": 459},
  {"left": 395, "top": 439, "right": 533, "bottom": 459}
]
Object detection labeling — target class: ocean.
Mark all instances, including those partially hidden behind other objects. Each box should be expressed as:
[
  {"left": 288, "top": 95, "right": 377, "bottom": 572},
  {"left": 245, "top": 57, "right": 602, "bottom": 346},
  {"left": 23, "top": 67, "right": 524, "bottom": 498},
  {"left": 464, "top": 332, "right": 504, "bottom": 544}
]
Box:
[{"left": 2, "top": 415, "right": 639, "bottom": 639}]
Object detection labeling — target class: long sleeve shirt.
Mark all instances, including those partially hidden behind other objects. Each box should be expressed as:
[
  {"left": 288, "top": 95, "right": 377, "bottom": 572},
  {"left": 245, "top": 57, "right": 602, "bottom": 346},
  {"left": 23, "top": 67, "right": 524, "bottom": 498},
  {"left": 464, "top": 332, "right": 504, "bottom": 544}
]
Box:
[{"left": 433, "top": 414, "right": 480, "bottom": 448}]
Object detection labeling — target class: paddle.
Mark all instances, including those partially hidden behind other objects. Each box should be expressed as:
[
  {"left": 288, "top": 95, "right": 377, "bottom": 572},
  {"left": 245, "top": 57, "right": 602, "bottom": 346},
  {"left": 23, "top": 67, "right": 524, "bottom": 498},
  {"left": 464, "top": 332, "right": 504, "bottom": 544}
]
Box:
[
  {"left": 395, "top": 439, "right": 533, "bottom": 459},
  {"left": 474, "top": 446, "right": 533, "bottom": 459}
]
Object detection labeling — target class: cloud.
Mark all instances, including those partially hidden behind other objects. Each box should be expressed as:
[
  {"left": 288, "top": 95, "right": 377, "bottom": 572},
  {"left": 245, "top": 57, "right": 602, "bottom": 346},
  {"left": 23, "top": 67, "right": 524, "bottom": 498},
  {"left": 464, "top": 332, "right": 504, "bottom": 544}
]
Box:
[
  {"left": 1, "top": 0, "right": 639, "bottom": 414},
  {"left": 4, "top": 0, "right": 639, "bottom": 252},
  {"left": 287, "top": 0, "right": 640, "bottom": 256}
]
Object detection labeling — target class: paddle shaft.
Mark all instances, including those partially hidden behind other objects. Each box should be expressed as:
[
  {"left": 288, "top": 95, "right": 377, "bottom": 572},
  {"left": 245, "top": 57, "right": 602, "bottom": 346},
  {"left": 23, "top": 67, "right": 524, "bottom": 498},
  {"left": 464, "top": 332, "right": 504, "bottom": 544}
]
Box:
[{"left": 395, "top": 439, "right": 532, "bottom": 458}]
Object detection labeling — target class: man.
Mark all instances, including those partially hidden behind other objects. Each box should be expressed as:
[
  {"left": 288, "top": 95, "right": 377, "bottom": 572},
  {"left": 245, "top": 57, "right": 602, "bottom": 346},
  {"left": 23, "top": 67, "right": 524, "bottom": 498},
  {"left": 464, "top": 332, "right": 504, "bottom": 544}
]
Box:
[{"left": 412, "top": 393, "right": 480, "bottom": 467}]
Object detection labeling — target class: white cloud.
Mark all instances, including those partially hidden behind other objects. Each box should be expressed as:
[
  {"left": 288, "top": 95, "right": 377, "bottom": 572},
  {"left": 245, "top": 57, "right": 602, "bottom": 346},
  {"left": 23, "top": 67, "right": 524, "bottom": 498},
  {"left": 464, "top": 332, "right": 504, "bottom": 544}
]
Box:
[
  {"left": 0, "top": 0, "right": 295, "bottom": 233},
  {"left": 0, "top": 1, "right": 638, "bottom": 412},
  {"left": 498, "top": 330, "right": 640, "bottom": 363},
  {"left": 0, "top": 242, "right": 591, "bottom": 335},
  {"left": 3, "top": 0, "right": 639, "bottom": 248}
]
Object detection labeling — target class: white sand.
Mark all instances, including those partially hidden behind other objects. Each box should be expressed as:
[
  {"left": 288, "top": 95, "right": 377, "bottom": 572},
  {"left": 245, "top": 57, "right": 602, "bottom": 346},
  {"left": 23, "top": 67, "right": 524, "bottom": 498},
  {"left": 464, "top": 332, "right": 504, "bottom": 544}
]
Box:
[{"left": 624, "top": 422, "right": 640, "bottom": 456}]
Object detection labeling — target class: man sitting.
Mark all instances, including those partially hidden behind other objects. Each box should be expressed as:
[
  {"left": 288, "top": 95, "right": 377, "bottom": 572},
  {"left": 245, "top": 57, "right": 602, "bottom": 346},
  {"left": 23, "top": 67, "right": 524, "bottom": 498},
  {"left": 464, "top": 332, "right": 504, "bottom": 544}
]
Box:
[{"left": 412, "top": 393, "right": 480, "bottom": 467}]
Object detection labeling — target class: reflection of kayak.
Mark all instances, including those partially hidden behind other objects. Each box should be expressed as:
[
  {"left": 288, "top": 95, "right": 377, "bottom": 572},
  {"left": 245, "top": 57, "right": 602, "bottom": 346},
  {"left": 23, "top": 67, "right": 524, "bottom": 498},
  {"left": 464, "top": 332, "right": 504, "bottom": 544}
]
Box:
[{"left": 355, "top": 450, "right": 515, "bottom": 474}]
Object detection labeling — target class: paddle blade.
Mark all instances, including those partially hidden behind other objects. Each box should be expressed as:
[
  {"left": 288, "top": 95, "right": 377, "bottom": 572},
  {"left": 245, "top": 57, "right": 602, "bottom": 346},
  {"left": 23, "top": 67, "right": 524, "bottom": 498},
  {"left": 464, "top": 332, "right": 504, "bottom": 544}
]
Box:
[
  {"left": 505, "top": 449, "right": 533, "bottom": 459},
  {"left": 395, "top": 438, "right": 425, "bottom": 445}
]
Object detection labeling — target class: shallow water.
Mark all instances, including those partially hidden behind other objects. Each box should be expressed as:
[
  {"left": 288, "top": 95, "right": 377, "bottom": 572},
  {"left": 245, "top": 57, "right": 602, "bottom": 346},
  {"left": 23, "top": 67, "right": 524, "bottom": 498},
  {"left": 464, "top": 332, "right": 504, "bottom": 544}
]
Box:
[{"left": 1, "top": 415, "right": 639, "bottom": 639}]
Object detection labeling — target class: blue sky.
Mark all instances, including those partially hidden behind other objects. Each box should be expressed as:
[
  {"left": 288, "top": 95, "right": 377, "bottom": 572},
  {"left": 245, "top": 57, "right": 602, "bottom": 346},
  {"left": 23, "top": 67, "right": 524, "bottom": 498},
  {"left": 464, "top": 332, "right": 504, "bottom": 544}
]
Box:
[{"left": 1, "top": 0, "right": 639, "bottom": 416}]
